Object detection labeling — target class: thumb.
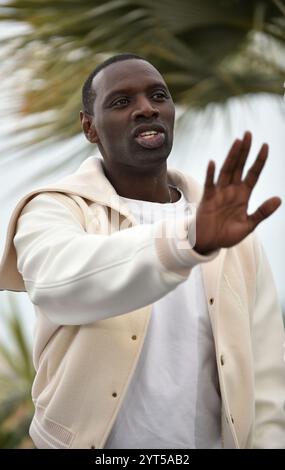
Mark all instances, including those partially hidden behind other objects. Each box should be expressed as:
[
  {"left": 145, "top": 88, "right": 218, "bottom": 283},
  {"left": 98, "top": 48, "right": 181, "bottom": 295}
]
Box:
[{"left": 248, "top": 197, "right": 282, "bottom": 230}]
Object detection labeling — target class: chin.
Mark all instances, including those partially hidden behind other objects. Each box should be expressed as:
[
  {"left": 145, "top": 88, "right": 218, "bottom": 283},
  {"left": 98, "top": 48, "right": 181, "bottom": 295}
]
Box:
[
  {"left": 135, "top": 153, "right": 169, "bottom": 170},
  {"left": 135, "top": 145, "right": 171, "bottom": 164}
]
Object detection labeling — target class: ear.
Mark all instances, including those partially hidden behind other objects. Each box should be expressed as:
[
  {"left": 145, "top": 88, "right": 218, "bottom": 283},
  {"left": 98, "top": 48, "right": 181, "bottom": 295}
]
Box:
[{"left": 80, "top": 111, "right": 100, "bottom": 144}]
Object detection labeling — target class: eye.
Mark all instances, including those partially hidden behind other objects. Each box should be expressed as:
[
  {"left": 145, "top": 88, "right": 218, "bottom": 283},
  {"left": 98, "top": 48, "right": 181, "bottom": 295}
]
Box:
[
  {"left": 112, "top": 97, "right": 129, "bottom": 107},
  {"left": 152, "top": 91, "right": 169, "bottom": 101}
]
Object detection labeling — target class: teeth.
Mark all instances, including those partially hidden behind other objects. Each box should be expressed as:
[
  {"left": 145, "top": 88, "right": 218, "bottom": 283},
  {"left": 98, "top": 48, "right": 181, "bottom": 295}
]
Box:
[{"left": 139, "top": 130, "right": 158, "bottom": 137}]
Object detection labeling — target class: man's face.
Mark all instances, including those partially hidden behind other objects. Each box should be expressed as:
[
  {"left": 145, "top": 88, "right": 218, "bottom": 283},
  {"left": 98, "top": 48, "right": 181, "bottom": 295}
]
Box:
[{"left": 88, "top": 59, "right": 175, "bottom": 170}]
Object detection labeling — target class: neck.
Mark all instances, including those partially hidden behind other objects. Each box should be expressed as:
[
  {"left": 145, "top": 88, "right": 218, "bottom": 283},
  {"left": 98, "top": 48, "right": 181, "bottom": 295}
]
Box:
[{"left": 102, "top": 160, "right": 179, "bottom": 203}]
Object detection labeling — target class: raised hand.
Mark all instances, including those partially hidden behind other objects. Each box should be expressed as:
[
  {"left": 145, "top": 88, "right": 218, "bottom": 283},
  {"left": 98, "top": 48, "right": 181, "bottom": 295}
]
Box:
[{"left": 194, "top": 131, "right": 282, "bottom": 255}]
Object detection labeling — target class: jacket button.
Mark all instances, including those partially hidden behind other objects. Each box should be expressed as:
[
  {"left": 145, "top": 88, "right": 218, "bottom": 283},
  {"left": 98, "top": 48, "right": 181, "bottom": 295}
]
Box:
[
  {"left": 90, "top": 445, "right": 96, "bottom": 449},
  {"left": 230, "top": 414, "right": 234, "bottom": 424},
  {"left": 209, "top": 297, "right": 214, "bottom": 305},
  {"left": 131, "top": 335, "right": 137, "bottom": 340},
  {"left": 112, "top": 392, "right": 117, "bottom": 398},
  {"left": 220, "top": 355, "right": 225, "bottom": 366}
]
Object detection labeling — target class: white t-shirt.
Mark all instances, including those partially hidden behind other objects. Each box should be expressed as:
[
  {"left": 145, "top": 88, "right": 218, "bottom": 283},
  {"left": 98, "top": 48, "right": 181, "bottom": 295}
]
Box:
[{"left": 105, "top": 188, "right": 222, "bottom": 449}]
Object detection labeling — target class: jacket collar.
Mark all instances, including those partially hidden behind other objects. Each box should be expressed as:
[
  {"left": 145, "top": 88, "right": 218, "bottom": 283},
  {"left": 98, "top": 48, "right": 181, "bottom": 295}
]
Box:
[{"left": 52, "top": 155, "right": 202, "bottom": 216}]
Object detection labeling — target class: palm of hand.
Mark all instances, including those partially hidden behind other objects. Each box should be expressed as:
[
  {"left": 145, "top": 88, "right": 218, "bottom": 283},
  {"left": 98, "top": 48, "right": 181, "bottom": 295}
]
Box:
[{"left": 195, "top": 132, "right": 281, "bottom": 255}]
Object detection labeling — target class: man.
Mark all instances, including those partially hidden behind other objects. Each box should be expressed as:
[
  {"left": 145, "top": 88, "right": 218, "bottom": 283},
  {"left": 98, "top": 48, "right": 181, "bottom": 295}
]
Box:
[{"left": 0, "top": 53, "right": 284, "bottom": 449}]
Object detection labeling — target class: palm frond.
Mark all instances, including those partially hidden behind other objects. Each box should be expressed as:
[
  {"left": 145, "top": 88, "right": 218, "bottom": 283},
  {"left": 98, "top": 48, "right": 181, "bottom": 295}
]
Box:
[
  {"left": 0, "top": 294, "right": 34, "bottom": 448},
  {"left": 0, "top": 0, "right": 284, "bottom": 150}
]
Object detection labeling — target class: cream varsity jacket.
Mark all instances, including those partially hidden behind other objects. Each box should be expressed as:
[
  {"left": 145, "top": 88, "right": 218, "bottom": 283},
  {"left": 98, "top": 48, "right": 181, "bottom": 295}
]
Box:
[{"left": 0, "top": 156, "right": 284, "bottom": 449}]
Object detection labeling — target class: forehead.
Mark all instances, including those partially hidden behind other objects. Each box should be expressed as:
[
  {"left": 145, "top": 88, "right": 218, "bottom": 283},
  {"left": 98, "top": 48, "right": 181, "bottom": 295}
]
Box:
[{"left": 92, "top": 59, "right": 167, "bottom": 100}]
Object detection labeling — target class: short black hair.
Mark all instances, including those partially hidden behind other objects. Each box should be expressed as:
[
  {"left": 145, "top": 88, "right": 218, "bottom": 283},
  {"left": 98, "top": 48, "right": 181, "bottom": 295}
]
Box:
[{"left": 82, "top": 53, "right": 149, "bottom": 115}]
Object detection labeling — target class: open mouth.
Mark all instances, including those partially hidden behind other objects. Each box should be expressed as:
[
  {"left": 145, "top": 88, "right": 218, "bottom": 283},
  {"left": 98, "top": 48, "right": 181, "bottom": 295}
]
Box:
[{"left": 134, "top": 130, "right": 166, "bottom": 149}]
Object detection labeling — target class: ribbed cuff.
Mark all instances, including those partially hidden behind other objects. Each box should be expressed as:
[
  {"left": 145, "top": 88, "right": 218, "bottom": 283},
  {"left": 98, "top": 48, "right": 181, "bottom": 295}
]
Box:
[{"left": 154, "top": 217, "right": 219, "bottom": 277}]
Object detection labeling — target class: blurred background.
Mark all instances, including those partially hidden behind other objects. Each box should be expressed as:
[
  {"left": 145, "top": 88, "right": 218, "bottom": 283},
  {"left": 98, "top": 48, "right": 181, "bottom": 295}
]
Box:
[{"left": 0, "top": 0, "right": 284, "bottom": 448}]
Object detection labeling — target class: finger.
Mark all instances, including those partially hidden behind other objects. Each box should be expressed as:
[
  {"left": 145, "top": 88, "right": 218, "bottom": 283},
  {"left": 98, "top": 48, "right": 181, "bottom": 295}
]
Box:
[
  {"left": 243, "top": 143, "right": 268, "bottom": 191},
  {"left": 232, "top": 131, "right": 252, "bottom": 184},
  {"left": 217, "top": 139, "right": 243, "bottom": 187},
  {"left": 205, "top": 160, "right": 215, "bottom": 187},
  {"left": 203, "top": 160, "right": 215, "bottom": 198},
  {"left": 248, "top": 197, "right": 282, "bottom": 231}
]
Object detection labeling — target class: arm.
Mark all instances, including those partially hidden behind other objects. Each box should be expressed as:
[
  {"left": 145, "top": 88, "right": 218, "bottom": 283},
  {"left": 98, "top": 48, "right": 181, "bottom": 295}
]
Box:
[
  {"left": 251, "top": 236, "right": 285, "bottom": 448},
  {"left": 14, "top": 193, "right": 215, "bottom": 326}
]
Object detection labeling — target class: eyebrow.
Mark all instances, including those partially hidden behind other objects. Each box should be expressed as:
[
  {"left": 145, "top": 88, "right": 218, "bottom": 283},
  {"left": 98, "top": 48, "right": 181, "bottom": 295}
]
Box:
[{"left": 103, "top": 81, "right": 169, "bottom": 105}]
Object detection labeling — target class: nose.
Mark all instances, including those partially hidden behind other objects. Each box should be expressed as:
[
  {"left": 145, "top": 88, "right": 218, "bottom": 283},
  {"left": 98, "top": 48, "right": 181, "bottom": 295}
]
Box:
[{"left": 131, "top": 95, "right": 159, "bottom": 120}]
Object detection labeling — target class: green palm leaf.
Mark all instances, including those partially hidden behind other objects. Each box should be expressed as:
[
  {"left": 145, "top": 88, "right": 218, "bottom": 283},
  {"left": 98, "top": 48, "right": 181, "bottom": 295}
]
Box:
[
  {"left": 0, "top": 294, "right": 34, "bottom": 448},
  {"left": 1, "top": 0, "right": 284, "bottom": 150}
]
